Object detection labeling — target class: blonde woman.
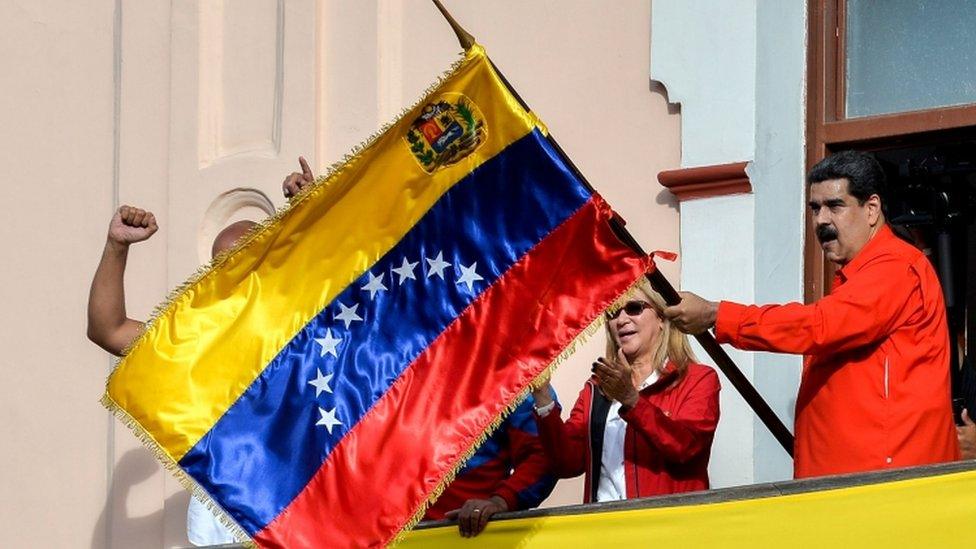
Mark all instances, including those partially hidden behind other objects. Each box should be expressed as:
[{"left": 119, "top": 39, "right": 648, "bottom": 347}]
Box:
[{"left": 531, "top": 280, "right": 720, "bottom": 502}]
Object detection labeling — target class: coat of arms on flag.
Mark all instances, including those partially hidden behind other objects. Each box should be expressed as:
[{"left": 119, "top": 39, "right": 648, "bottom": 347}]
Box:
[
  {"left": 405, "top": 93, "right": 486, "bottom": 173},
  {"left": 102, "top": 43, "right": 651, "bottom": 547}
]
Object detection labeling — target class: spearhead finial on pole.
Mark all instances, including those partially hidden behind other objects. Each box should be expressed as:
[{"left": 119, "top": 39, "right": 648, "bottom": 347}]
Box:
[{"left": 431, "top": 0, "right": 476, "bottom": 51}]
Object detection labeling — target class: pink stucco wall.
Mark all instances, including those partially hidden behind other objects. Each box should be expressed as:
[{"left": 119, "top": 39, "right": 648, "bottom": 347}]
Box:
[{"left": 0, "top": 1, "right": 679, "bottom": 546}]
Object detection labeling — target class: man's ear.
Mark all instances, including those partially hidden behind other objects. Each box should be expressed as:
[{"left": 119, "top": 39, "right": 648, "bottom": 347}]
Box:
[{"left": 865, "top": 194, "right": 883, "bottom": 226}]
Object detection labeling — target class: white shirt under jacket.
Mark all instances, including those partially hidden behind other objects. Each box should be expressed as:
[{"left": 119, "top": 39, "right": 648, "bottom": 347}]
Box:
[{"left": 597, "top": 370, "right": 659, "bottom": 502}]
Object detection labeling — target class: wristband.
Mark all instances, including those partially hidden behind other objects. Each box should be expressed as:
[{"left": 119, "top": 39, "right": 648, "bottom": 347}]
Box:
[{"left": 533, "top": 400, "right": 556, "bottom": 417}]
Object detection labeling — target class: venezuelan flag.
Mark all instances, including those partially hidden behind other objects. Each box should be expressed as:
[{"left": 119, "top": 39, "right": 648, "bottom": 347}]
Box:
[{"left": 103, "top": 45, "right": 650, "bottom": 547}]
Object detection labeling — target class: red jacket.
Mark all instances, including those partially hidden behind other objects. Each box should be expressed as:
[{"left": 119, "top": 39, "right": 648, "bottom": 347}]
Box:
[
  {"left": 716, "top": 225, "right": 959, "bottom": 478},
  {"left": 535, "top": 362, "right": 719, "bottom": 502}
]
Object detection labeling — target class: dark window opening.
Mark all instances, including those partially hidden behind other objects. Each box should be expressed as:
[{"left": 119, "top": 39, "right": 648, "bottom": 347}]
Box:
[{"left": 835, "top": 130, "right": 976, "bottom": 419}]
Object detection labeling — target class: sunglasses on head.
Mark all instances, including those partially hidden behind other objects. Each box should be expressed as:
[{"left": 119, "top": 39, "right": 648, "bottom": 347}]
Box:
[{"left": 606, "top": 300, "right": 652, "bottom": 320}]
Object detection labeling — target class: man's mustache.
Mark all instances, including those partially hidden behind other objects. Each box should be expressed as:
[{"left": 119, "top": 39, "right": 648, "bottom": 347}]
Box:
[{"left": 816, "top": 225, "right": 838, "bottom": 243}]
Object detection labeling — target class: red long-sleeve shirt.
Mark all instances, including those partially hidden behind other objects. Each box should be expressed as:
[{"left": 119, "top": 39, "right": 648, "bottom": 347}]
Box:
[{"left": 716, "top": 225, "right": 959, "bottom": 478}]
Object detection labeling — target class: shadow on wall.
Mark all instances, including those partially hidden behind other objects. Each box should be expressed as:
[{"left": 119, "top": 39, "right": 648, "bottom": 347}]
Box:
[
  {"left": 655, "top": 187, "right": 680, "bottom": 211},
  {"left": 649, "top": 79, "right": 681, "bottom": 116},
  {"left": 91, "top": 448, "right": 191, "bottom": 549},
  {"left": 648, "top": 78, "right": 681, "bottom": 212}
]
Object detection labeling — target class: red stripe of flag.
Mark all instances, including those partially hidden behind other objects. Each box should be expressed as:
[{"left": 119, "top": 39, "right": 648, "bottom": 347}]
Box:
[{"left": 254, "top": 196, "right": 648, "bottom": 548}]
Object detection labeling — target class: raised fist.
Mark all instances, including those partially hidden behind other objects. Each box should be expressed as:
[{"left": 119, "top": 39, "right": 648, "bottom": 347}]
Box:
[{"left": 108, "top": 205, "right": 158, "bottom": 246}]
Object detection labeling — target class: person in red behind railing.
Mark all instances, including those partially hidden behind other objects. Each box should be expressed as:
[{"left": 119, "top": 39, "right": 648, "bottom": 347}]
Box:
[
  {"left": 531, "top": 279, "right": 720, "bottom": 502},
  {"left": 423, "top": 392, "right": 557, "bottom": 538}
]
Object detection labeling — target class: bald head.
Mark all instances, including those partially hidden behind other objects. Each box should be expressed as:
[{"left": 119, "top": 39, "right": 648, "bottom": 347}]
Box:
[{"left": 211, "top": 220, "right": 258, "bottom": 258}]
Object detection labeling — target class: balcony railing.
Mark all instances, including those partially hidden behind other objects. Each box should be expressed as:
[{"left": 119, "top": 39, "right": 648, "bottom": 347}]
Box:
[{"left": 193, "top": 459, "right": 976, "bottom": 548}]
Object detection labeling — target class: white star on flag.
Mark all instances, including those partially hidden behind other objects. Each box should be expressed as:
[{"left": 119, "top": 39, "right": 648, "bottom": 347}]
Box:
[
  {"left": 361, "top": 271, "right": 388, "bottom": 300},
  {"left": 335, "top": 302, "right": 363, "bottom": 328},
  {"left": 314, "top": 329, "right": 342, "bottom": 358},
  {"left": 308, "top": 369, "right": 333, "bottom": 397},
  {"left": 456, "top": 261, "right": 484, "bottom": 292},
  {"left": 425, "top": 251, "right": 452, "bottom": 279},
  {"left": 392, "top": 257, "right": 419, "bottom": 283},
  {"left": 316, "top": 407, "right": 342, "bottom": 434}
]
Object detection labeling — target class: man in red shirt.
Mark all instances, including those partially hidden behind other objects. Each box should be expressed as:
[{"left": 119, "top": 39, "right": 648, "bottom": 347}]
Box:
[{"left": 664, "top": 150, "right": 959, "bottom": 478}]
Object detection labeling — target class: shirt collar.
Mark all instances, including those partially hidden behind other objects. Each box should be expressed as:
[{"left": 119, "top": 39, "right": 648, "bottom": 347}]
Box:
[
  {"left": 837, "top": 224, "right": 895, "bottom": 282},
  {"left": 639, "top": 361, "right": 679, "bottom": 392},
  {"left": 637, "top": 370, "right": 659, "bottom": 390}
]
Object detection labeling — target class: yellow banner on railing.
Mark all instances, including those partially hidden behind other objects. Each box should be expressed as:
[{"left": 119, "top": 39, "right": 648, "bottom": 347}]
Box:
[{"left": 401, "top": 469, "right": 976, "bottom": 547}]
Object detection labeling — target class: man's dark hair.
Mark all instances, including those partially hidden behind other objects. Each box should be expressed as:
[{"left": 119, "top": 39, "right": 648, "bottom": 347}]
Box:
[{"left": 807, "top": 150, "right": 886, "bottom": 205}]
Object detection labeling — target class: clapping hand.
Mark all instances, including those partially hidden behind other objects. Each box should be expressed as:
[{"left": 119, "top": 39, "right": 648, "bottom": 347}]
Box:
[{"left": 593, "top": 350, "right": 639, "bottom": 408}]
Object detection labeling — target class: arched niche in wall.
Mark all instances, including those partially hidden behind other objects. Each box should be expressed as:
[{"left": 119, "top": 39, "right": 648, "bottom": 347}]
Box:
[{"left": 197, "top": 187, "right": 276, "bottom": 264}]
